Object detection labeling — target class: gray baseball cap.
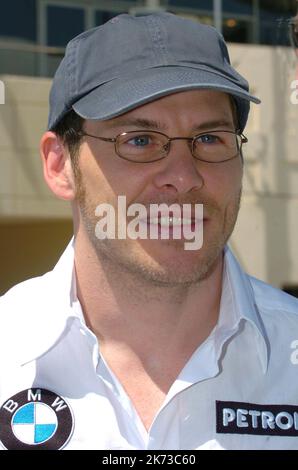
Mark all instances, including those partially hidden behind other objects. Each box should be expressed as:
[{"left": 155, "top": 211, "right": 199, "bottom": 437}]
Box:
[{"left": 48, "top": 12, "right": 260, "bottom": 132}]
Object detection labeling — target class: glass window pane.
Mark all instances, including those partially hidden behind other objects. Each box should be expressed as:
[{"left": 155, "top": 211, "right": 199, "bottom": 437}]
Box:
[
  {"left": 47, "top": 6, "right": 85, "bottom": 47},
  {"left": 223, "top": 18, "right": 252, "bottom": 43},
  {"left": 222, "top": 0, "right": 252, "bottom": 15},
  {"left": 0, "top": 0, "right": 36, "bottom": 42},
  {"left": 260, "top": 1, "right": 296, "bottom": 15},
  {"left": 169, "top": 0, "right": 252, "bottom": 13},
  {"left": 259, "top": 0, "right": 296, "bottom": 45},
  {"left": 95, "top": 10, "right": 125, "bottom": 26},
  {"left": 168, "top": 0, "right": 212, "bottom": 10}
]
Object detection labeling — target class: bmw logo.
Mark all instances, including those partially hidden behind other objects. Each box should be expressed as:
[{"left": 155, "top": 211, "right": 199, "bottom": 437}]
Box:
[{"left": 0, "top": 388, "right": 74, "bottom": 450}]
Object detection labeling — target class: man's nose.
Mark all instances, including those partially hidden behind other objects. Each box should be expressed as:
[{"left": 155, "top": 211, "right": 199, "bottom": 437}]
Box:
[{"left": 152, "top": 139, "right": 204, "bottom": 194}]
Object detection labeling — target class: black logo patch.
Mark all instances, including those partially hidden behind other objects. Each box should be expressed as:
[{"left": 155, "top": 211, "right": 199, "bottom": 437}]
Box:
[
  {"left": 216, "top": 400, "right": 298, "bottom": 436},
  {"left": 0, "top": 388, "right": 74, "bottom": 449}
]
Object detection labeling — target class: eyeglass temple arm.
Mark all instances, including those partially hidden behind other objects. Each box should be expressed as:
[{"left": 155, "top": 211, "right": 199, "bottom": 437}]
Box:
[{"left": 79, "top": 131, "right": 116, "bottom": 143}]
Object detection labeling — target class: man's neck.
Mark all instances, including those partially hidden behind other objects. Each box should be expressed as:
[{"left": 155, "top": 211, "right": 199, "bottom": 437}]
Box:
[{"left": 74, "top": 233, "right": 223, "bottom": 371}]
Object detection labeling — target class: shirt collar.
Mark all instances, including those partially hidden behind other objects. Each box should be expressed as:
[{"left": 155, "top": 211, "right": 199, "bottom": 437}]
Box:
[
  {"left": 217, "top": 245, "right": 269, "bottom": 373},
  {"left": 19, "top": 239, "right": 268, "bottom": 372},
  {"left": 18, "top": 237, "right": 79, "bottom": 366},
  {"left": 167, "top": 246, "right": 269, "bottom": 398}
]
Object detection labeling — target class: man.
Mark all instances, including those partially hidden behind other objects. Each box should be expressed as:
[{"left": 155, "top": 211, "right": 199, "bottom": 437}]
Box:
[{"left": 1, "top": 12, "right": 298, "bottom": 451}]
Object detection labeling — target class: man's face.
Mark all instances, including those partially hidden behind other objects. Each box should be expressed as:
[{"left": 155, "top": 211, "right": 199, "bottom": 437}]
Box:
[{"left": 72, "top": 90, "right": 243, "bottom": 286}]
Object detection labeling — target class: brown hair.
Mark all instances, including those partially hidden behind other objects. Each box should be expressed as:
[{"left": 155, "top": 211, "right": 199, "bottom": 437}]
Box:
[{"left": 51, "top": 110, "right": 85, "bottom": 170}]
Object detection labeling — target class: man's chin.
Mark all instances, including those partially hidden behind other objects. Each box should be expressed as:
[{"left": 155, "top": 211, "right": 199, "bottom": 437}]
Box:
[{"left": 114, "top": 245, "right": 223, "bottom": 287}]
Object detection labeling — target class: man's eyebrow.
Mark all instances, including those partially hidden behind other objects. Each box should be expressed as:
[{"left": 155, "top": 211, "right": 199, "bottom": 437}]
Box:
[
  {"left": 192, "top": 119, "right": 235, "bottom": 132},
  {"left": 104, "top": 117, "right": 165, "bottom": 130},
  {"left": 103, "top": 117, "right": 235, "bottom": 132}
]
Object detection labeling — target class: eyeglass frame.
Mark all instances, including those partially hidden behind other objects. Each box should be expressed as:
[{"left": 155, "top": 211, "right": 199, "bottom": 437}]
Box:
[{"left": 77, "top": 128, "right": 248, "bottom": 164}]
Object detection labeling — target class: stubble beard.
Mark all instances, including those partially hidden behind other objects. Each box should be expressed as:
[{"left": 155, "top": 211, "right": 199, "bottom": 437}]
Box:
[{"left": 75, "top": 170, "right": 242, "bottom": 289}]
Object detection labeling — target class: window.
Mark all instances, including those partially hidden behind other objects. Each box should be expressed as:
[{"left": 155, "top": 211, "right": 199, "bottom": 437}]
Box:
[
  {"left": 168, "top": 0, "right": 211, "bottom": 9},
  {"left": 223, "top": 0, "right": 252, "bottom": 15},
  {"left": 223, "top": 18, "right": 252, "bottom": 43},
  {"left": 46, "top": 5, "right": 85, "bottom": 47},
  {"left": 0, "top": 0, "right": 37, "bottom": 42},
  {"left": 95, "top": 10, "right": 125, "bottom": 27},
  {"left": 259, "top": 0, "right": 296, "bottom": 45}
]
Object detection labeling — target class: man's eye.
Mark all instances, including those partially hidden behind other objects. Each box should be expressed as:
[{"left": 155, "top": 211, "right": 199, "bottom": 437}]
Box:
[
  {"left": 196, "top": 134, "right": 219, "bottom": 144},
  {"left": 127, "top": 135, "right": 152, "bottom": 146}
]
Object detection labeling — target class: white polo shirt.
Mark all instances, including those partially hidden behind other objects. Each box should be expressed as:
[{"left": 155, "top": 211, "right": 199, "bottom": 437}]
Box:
[{"left": 1, "top": 239, "right": 298, "bottom": 450}]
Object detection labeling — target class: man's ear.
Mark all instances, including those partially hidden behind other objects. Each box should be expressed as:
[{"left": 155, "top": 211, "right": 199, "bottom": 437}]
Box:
[{"left": 40, "top": 131, "right": 76, "bottom": 200}]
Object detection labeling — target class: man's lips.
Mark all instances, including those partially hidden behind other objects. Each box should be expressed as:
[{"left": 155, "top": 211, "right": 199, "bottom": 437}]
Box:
[
  {"left": 137, "top": 215, "right": 206, "bottom": 227},
  {"left": 149, "top": 217, "right": 201, "bottom": 224},
  {"left": 141, "top": 209, "right": 205, "bottom": 225}
]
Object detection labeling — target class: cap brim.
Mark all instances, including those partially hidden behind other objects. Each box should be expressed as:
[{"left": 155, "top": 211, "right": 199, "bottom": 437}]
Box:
[{"left": 72, "top": 66, "right": 260, "bottom": 125}]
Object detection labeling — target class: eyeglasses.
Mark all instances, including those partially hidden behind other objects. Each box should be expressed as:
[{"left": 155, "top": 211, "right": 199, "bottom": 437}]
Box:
[{"left": 79, "top": 129, "right": 248, "bottom": 164}]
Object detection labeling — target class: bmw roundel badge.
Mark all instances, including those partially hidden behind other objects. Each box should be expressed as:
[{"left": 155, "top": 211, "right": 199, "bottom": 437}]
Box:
[{"left": 0, "top": 388, "right": 74, "bottom": 450}]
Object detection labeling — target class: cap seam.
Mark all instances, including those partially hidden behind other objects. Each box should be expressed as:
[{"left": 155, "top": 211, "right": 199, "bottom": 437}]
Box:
[
  {"left": 146, "top": 14, "right": 171, "bottom": 66},
  {"left": 67, "top": 38, "right": 80, "bottom": 102}
]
